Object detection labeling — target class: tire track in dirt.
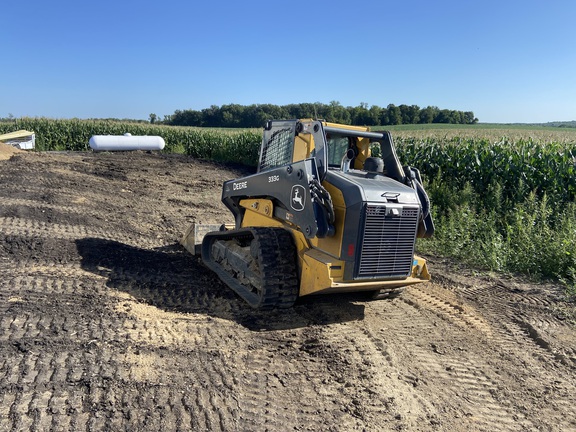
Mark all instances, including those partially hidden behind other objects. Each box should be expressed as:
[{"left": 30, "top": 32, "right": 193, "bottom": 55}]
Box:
[
  {"left": 232, "top": 329, "right": 349, "bottom": 431},
  {"left": 114, "top": 301, "right": 345, "bottom": 431},
  {"left": 1, "top": 197, "right": 89, "bottom": 216},
  {"left": 0, "top": 217, "right": 165, "bottom": 250},
  {"left": 1, "top": 274, "right": 241, "bottom": 430},
  {"left": 405, "top": 284, "right": 494, "bottom": 334},
  {"left": 2, "top": 151, "right": 576, "bottom": 431},
  {"left": 436, "top": 273, "right": 576, "bottom": 368},
  {"left": 380, "top": 293, "right": 534, "bottom": 431},
  {"left": 386, "top": 295, "right": 530, "bottom": 431},
  {"left": 0, "top": 153, "right": 232, "bottom": 246},
  {"left": 319, "top": 318, "right": 439, "bottom": 430},
  {"left": 120, "top": 300, "right": 348, "bottom": 430},
  {"left": 2, "top": 152, "right": 309, "bottom": 430},
  {"left": 400, "top": 282, "right": 576, "bottom": 431}
]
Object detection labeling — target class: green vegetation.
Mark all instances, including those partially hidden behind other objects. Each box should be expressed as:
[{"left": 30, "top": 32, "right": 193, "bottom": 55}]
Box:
[
  {"left": 2, "top": 118, "right": 575, "bottom": 298},
  {"left": 0, "top": 118, "right": 261, "bottom": 166},
  {"left": 390, "top": 128, "right": 576, "bottom": 299},
  {"left": 164, "top": 102, "right": 477, "bottom": 128}
]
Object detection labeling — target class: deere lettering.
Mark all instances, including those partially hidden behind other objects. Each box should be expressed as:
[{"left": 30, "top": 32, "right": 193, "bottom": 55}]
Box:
[{"left": 233, "top": 181, "right": 248, "bottom": 190}]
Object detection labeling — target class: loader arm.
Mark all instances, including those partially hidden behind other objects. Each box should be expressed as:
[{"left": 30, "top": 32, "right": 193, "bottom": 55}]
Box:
[{"left": 221, "top": 157, "right": 334, "bottom": 239}]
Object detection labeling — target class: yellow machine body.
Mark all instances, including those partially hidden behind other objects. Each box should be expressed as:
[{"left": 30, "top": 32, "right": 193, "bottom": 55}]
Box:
[{"left": 182, "top": 119, "right": 434, "bottom": 307}]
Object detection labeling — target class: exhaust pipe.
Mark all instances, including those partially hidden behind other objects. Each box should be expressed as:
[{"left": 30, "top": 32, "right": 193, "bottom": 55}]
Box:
[{"left": 340, "top": 148, "right": 356, "bottom": 173}]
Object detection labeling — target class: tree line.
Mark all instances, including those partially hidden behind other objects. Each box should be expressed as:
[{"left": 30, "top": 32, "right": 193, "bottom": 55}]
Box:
[{"left": 158, "top": 102, "right": 478, "bottom": 128}]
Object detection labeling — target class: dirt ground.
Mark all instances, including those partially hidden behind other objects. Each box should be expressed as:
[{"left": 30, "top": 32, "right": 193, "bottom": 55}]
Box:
[{"left": 1, "top": 144, "right": 575, "bottom": 432}]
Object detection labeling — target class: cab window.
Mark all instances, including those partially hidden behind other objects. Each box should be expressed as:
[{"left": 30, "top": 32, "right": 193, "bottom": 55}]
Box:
[{"left": 326, "top": 135, "right": 351, "bottom": 167}]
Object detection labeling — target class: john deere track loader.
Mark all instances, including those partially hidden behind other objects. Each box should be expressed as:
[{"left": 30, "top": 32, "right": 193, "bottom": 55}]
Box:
[{"left": 181, "top": 119, "right": 434, "bottom": 308}]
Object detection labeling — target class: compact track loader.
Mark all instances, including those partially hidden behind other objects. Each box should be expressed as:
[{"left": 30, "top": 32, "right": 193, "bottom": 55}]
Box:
[{"left": 181, "top": 119, "right": 434, "bottom": 308}]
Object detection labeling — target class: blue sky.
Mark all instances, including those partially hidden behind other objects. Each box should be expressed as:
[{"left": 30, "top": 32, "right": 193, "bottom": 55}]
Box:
[{"left": 2, "top": 0, "right": 575, "bottom": 123}]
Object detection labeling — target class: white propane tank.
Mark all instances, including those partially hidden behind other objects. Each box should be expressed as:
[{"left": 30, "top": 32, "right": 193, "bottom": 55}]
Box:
[{"left": 89, "top": 133, "right": 165, "bottom": 151}]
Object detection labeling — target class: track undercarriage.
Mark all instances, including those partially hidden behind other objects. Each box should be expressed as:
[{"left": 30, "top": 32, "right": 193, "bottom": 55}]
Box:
[{"left": 201, "top": 227, "right": 299, "bottom": 309}]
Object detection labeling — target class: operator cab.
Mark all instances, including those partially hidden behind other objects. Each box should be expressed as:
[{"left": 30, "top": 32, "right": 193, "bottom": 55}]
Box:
[
  {"left": 326, "top": 133, "right": 354, "bottom": 168},
  {"left": 326, "top": 132, "right": 385, "bottom": 174}
]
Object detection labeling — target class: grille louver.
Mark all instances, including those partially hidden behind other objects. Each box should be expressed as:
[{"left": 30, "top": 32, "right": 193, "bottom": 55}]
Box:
[{"left": 356, "top": 205, "right": 419, "bottom": 279}]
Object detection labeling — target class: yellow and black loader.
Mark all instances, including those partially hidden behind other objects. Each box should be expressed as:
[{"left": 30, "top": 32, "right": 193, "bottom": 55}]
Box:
[{"left": 182, "top": 119, "right": 434, "bottom": 308}]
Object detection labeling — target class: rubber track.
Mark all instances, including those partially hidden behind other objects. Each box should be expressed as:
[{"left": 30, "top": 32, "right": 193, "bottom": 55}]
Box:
[{"left": 202, "top": 227, "right": 299, "bottom": 309}]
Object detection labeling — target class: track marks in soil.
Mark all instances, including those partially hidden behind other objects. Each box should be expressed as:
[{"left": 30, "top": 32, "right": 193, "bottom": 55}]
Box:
[
  {"left": 319, "top": 318, "right": 439, "bottom": 430},
  {"left": 0, "top": 217, "right": 165, "bottom": 251},
  {"left": 2, "top": 151, "right": 576, "bottom": 431},
  {"left": 450, "top": 273, "right": 576, "bottom": 368},
  {"left": 367, "top": 296, "right": 535, "bottom": 431},
  {"left": 395, "top": 281, "right": 576, "bottom": 431},
  {"left": 404, "top": 284, "right": 493, "bottom": 335}
]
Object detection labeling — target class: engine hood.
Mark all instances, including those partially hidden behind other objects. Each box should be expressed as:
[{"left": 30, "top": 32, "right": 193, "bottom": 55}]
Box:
[{"left": 326, "top": 169, "right": 419, "bottom": 207}]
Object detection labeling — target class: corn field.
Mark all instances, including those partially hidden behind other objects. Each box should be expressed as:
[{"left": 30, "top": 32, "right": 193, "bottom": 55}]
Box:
[
  {"left": 390, "top": 129, "right": 576, "bottom": 291},
  {"left": 0, "top": 118, "right": 262, "bottom": 166},
  {"left": 395, "top": 135, "right": 576, "bottom": 204}
]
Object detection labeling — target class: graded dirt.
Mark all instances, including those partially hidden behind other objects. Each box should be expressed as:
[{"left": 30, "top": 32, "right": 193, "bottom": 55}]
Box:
[{"left": 1, "top": 150, "right": 575, "bottom": 431}]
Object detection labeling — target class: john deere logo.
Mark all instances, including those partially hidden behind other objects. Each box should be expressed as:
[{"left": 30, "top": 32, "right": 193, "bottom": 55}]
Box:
[{"left": 291, "top": 185, "right": 305, "bottom": 211}]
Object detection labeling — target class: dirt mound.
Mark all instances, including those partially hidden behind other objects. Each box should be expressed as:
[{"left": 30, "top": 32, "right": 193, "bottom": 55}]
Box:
[
  {"left": 1, "top": 150, "right": 575, "bottom": 431},
  {"left": 0, "top": 141, "right": 22, "bottom": 160}
]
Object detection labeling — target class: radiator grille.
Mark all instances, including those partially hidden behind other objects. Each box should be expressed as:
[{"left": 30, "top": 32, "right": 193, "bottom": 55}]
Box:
[{"left": 356, "top": 205, "right": 419, "bottom": 279}]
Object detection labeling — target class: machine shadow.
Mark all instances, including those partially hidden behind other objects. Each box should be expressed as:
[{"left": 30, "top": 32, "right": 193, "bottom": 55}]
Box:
[{"left": 75, "top": 238, "right": 365, "bottom": 330}]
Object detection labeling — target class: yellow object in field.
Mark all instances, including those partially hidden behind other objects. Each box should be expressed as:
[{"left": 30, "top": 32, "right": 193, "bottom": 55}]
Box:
[{"left": 181, "top": 119, "right": 434, "bottom": 308}]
